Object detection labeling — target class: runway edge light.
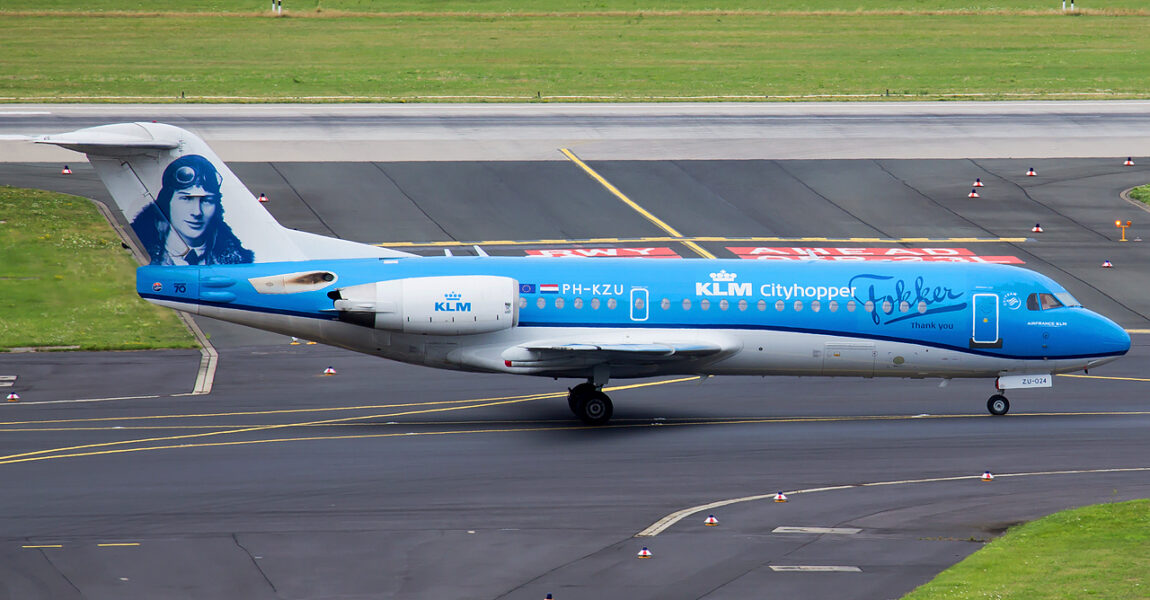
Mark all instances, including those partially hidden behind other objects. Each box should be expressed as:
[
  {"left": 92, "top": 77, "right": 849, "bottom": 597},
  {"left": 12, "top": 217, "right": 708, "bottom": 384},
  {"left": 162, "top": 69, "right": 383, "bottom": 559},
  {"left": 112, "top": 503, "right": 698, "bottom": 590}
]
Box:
[
  {"left": 323, "top": 366, "right": 337, "bottom": 375},
  {"left": 774, "top": 492, "right": 788, "bottom": 503},
  {"left": 981, "top": 471, "right": 995, "bottom": 482},
  {"left": 637, "top": 547, "right": 653, "bottom": 559},
  {"left": 704, "top": 514, "right": 719, "bottom": 526}
]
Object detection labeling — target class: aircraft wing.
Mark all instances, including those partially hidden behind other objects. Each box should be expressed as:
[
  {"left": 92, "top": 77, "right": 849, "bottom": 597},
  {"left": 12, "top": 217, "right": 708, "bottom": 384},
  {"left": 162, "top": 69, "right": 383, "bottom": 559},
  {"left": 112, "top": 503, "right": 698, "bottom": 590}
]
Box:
[
  {"left": 502, "top": 335, "right": 738, "bottom": 372},
  {"left": 520, "top": 341, "right": 723, "bottom": 359}
]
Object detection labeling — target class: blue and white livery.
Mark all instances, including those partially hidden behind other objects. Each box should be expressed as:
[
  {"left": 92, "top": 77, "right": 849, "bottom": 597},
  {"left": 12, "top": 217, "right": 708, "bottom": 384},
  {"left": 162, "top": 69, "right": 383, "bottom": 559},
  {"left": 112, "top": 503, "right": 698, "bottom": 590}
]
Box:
[{"left": 37, "top": 123, "right": 1130, "bottom": 424}]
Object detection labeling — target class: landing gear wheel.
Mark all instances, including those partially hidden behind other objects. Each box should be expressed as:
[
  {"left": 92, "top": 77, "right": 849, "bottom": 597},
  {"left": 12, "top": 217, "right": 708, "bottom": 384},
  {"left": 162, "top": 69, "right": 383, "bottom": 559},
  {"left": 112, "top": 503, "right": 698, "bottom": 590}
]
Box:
[
  {"left": 577, "top": 391, "right": 613, "bottom": 426},
  {"left": 987, "top": 394, "right": 1010, "bottom": 416},
  {"left": 568, "top": 383, "right": 597, "bottom": 414}
]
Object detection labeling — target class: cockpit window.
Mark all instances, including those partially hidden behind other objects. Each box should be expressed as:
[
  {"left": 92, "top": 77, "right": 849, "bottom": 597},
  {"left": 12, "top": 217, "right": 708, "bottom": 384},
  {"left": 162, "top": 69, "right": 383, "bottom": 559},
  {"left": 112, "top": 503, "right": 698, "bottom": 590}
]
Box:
[
  {"left": 1028, "top": 292, "right": 1077, "bottom": 310},
  {"left": 1054, "top": 292, "right": 1081, "bottom": 307},
  {"left": 1040, "top": 293, "right": 1062, "bottom": 310}
]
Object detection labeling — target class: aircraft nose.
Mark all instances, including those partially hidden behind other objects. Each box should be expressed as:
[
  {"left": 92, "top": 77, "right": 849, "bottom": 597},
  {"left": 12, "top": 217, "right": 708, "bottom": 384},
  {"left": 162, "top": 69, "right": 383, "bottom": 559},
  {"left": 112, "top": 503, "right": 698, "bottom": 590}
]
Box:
[{"left": 1089, "top": 311, "right": 1131, "bottom": 357}]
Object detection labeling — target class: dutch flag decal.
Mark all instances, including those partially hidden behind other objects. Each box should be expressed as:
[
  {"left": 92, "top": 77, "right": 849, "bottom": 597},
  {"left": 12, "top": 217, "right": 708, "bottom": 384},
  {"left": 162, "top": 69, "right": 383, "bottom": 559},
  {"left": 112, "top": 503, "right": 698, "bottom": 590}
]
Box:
[{"left": 540, "top": 284, "right": 559, "bottom": 294}]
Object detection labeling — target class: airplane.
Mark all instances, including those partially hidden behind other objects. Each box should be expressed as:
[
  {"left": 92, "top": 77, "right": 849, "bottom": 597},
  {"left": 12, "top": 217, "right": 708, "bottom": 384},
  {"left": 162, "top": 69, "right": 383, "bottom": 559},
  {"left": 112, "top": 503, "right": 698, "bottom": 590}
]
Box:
[{"left": 34, "top": 122, "right": 1130, "bottom": 424}]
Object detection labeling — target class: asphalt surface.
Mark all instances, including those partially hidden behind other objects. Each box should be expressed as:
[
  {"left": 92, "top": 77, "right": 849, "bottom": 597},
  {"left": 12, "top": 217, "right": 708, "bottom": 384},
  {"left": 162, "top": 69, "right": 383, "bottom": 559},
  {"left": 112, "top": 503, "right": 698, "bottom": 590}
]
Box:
[{"left": 1, "top": 105, "right": 1149, "bottom": 599}]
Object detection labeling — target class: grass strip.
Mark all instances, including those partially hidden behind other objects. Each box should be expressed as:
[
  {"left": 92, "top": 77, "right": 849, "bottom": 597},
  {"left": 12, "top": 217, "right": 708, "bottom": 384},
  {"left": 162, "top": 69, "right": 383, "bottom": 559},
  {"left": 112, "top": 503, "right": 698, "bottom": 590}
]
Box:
[
  {"left": 1129, "top": 184, "right": 1150, "bottom": 205},
  {"left": 0, "top": 187, "right": 195, "bottom": 351},
  {"left": 5, "top": 1, "right": 1150, "bottom": 14},
  {"left": 903, "top": 499, "right": 1150, "bottom": 600},
  {"left": 2, "top": 13, "right": 1149, "bottom": 102}
]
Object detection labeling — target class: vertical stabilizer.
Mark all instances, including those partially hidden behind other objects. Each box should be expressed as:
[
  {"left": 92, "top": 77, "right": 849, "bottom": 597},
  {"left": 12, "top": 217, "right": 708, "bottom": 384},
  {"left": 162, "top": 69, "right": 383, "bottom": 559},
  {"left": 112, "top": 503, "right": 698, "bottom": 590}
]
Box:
[{"left": 36, "top": 123, "right": 413, "bottom": 265}]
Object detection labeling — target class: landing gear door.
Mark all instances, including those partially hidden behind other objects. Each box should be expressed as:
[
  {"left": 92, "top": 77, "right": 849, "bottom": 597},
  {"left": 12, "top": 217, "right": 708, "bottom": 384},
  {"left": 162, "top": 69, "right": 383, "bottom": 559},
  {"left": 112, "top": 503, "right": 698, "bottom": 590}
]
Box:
[
  {"left": 630, "top": 287, "right": 649, "bottom": 322},
  {"left": 970, "top": 293, "right": 1002, "bottom": 348}
]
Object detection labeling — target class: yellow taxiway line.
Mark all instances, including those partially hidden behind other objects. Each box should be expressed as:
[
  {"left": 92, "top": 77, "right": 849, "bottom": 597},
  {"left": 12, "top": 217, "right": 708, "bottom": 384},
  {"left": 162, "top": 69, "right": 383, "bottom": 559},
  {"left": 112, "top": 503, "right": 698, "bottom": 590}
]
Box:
[
  {"left": 0, "top": 377, "right": 700, "bottom": 466},
  {"left": 559, "top": 148, "right": 716, "bottom": 259}
]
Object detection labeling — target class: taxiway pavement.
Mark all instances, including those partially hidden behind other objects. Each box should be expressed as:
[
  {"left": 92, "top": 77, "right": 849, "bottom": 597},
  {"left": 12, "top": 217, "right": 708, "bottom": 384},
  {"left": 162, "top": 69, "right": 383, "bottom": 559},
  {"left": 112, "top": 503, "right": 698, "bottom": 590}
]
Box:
[{"left": 1, "top": 105, "right": 1149, "bottom": 599}]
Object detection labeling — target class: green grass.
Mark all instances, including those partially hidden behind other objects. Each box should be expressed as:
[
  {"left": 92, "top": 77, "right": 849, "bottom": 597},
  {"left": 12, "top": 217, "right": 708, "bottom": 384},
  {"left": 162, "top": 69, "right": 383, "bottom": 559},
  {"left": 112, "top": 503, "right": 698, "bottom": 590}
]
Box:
[
  {"left": 903, "top": 500, "right": 1150, "bottom": 600},
  {"left": 0, "top": 187, "right": 195, "bottom": 351},
  {"left": 1129, "top": 184, "right": 1150, "bottom": 204},
  {"left": 2, "top": 11, "right": 1149, "bottom": 101},
  {"left": 4, "top": 1, "right": 1150, "bottom": 14}
]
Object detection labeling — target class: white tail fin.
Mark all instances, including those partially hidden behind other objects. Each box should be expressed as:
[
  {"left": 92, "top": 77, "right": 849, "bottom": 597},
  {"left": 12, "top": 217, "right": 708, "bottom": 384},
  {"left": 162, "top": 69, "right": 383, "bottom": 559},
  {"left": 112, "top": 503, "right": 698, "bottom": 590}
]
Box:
[{"left": 36, "top": 122, "right": 414, "bottom": 265}]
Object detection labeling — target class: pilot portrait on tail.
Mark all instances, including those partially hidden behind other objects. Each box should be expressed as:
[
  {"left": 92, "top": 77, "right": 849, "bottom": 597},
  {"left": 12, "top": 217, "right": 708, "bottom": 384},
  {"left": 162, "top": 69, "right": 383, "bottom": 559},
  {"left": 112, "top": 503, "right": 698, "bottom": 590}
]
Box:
[{"left": 130, "top": 154, "right": 255, "bottom": 265}]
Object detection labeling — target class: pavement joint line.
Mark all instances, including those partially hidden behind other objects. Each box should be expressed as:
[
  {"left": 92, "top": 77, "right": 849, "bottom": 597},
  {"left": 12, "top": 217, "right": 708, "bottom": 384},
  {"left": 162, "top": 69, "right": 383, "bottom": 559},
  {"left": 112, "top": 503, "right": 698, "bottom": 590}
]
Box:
[
  {"left": 769, "top": 566, "right": 862, "bottom": 572},
  {"left": 558, "top": 148, "right": 716, "bottom": 259},
  {"left": 378, "top": 236, "right": 1030, "bottom": 248},
  {"left": 772, "top": 526, "right": 862, "bottom": 535},
  {"left": 635, "top": 466, "right": 1150, "bottom": 537}
]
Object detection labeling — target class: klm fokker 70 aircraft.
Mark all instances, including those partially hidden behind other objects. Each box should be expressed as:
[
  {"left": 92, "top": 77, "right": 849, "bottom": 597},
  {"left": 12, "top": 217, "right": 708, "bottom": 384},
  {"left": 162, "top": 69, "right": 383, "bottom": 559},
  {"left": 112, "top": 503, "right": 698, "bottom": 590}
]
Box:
[{"left": 37, "top": 123, "right": 1130, "bottom": 424}]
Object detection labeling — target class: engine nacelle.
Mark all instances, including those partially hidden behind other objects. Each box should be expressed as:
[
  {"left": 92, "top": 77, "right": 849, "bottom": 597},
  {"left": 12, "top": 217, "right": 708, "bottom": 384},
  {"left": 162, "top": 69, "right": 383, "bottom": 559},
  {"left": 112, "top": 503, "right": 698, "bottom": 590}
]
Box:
[{"left": 332, "top": 275, "right": 519, "bottom": 335}]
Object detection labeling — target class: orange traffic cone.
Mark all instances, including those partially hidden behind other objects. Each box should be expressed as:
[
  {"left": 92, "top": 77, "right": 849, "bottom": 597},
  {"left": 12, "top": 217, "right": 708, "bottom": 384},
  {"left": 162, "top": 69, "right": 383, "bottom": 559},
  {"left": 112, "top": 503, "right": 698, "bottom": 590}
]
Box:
[
  {"left": 636, "top": 547, "right": 652, "bottom": 559},
  {"left": 1102, "top": 260, "right": 1113, "bottom": 268},
  {"left": 968, "top": 189, "right": 980, "bottom": 198},
  {"left": 981, "top": 471, "right": 994, "bottom": 482},
  {"left": 6, "top": 392, "right": 19, "bottom": 402},
  {"left": 258, "top": 193, "right": 269, "bottom": 203},
  {"left": 704, "top": 514, "right": 719, "bottom": 526},
  {"left": 972, "top": 178, "right": 984, "bottom": 187},
  {"left": 1031, "top": 223, "right": 1043, "bottom": 233},
  {"left": 774, "top": 492, "right": 788, "bottom": 503},
  {"left": 1124, "top": 157, "right": 1135, "bottom": 166},
  {"left": 323, "top": 366, "right": 337, "bottom": 375},
  {"left": 61, "top": 165, "right": 72, "bottom": 175},
  {"left": 1026, "top": 167, "right": 1037, "bottom": 177}
]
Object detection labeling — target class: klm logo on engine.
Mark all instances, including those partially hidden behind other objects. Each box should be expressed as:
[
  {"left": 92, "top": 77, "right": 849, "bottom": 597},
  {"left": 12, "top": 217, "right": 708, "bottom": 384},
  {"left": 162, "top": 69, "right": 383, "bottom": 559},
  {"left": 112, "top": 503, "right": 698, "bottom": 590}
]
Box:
[
  {"left": 696, "top": 270, "right": 752, "bottom": 297},
  {"left": 434, "top": 291, "right": 471, "bottom": 312}
]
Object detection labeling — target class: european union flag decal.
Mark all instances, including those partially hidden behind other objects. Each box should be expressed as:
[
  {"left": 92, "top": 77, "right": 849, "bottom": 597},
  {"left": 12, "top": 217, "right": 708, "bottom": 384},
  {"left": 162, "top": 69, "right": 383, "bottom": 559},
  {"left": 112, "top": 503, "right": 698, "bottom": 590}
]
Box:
[{"left": 519, "top": 283, "right": 536, "bottom": 294}]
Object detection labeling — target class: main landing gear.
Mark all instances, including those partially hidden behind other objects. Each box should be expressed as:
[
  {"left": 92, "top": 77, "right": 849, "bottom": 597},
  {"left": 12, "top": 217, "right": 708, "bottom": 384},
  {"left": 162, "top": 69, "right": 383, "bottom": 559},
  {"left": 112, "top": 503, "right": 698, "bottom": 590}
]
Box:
[
  {"left": 987, "top": 394, "right": 1010, "bottom": 416},
  {"left": 568, "top": 382, "right": 613, "bottom": 426}
]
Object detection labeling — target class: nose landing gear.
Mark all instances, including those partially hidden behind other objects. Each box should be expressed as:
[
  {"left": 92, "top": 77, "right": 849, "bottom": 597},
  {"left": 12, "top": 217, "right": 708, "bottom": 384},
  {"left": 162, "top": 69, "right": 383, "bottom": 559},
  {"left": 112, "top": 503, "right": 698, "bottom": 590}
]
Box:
[
  {"left": 568, "top": 382, "right": 613, "bottom": 425},
  {"left": 987, "top": 394, "right": 1010, "bottom": 416}
]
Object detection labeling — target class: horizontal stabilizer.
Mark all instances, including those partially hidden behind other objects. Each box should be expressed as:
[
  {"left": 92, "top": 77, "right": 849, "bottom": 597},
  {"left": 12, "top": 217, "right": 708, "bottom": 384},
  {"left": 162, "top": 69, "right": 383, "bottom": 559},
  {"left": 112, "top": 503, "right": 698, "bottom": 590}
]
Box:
[{"left": 36, "top": 123, "right": 180, "bottom": 155}]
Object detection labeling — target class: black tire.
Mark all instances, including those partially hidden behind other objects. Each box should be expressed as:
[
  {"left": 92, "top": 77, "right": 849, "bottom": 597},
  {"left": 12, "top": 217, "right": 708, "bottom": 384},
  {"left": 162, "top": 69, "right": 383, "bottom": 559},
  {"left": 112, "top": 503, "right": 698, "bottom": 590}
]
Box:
[
  {"left": 987, "top": 394, "right": 1010, "bottom": 416},
  {"left": 568, "top": 383, "right": 596, "bottom": 415},
  {"left": 577, "top": 391, "right": 614, "bottom": 426}
]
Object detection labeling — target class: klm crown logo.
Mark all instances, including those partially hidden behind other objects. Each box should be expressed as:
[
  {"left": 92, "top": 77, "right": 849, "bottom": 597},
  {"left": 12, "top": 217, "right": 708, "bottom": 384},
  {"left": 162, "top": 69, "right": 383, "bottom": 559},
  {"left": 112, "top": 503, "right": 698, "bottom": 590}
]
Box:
[
  {"left": 698, "top": 269, "right": 750, "bottom": 297},
  {"left": 435, "top": 291, "right": 471, "bottom": 313}
]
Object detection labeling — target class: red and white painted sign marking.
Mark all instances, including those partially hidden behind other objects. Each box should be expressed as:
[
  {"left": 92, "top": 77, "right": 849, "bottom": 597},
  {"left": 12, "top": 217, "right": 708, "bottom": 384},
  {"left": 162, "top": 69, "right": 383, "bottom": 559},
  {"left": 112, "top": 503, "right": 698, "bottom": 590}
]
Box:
[
  {"left": 726, "top": 247, "right": 1023, "bottom": 264},
  {"left": 526, "top": 247, "right": 681, "bottom": 258}
]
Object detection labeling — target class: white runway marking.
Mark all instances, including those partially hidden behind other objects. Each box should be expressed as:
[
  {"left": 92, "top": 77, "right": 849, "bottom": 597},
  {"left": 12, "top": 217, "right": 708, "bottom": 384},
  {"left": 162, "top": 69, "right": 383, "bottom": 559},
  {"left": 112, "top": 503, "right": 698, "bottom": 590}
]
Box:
[
  {"left": 636, "top": 467, "right": 1150, "bottom": 537},
  {"left": 0, "top": 376, "right": 15, "bottom": 388}
]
